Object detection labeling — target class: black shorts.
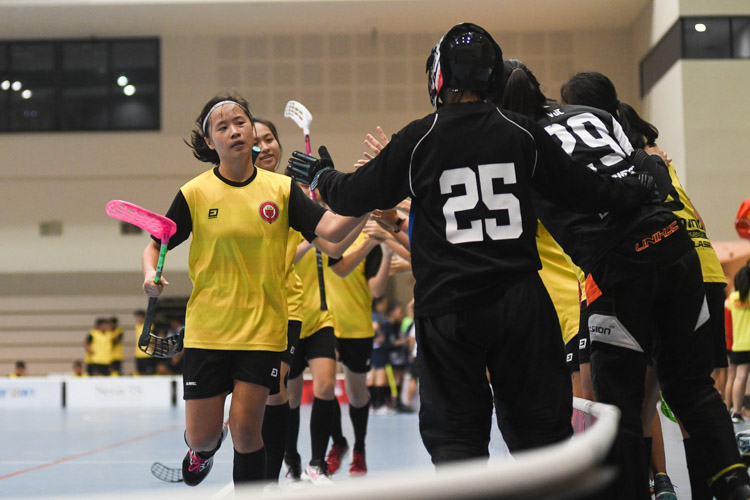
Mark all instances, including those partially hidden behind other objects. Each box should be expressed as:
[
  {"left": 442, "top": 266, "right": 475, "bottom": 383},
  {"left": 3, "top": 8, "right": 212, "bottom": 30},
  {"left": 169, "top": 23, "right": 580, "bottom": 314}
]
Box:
[
  {"left": 335, "top": 337, "right": 373, "bottom": 374},
  {"left": 182, "top": 348, "right": 281, "bottom": 400},
  {"left": 730, "top": 351, "right": 750, "bottom": 366},
  {"left": 371, "top": 347, "right": 388, "bottom": 369},
  {"left": 281, "top": 320, "right": 302, "bottom": 367},
  {"left": 136, "top": 357, "right": 157, "bottom": 375},
  {"left": 87, "top": 363, "right": 110, "bottom": 376},
  {"left": 289, "top": 327, "right": 336, "bottom": 379},
  {"left": 565, "top": 334, "right": 580, "bottom": 372},
  {"left": 705, "top": 282, "right": 729, "bottom": 368},
  {"left": 577, "top": 301, "right": 591, "bottom": 365}
]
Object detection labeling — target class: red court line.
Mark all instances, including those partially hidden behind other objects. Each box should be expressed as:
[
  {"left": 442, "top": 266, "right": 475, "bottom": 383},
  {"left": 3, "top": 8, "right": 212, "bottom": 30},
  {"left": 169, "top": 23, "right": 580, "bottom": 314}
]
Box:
[{"left": 0, "top": 424, "right": 181, "bottom": 481}]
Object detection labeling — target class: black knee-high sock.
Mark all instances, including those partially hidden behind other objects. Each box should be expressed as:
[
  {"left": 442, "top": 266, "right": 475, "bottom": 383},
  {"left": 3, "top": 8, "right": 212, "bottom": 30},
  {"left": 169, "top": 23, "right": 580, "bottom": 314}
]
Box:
[
  {"left": 379, "top": 386, "right": 392, "bottom": 406},
  {"left": 310, "top": 397, "right": 335, "bottom": 462},
  {"left": 285, "top": 405, "right": 301, "bottom": 459},
  {"left": 233, "top": 447, "right": 266, "bottom": 485},
  {"left": 350, "top": 400, "right": 370, "bottom": 452},
  {"left": 330, "top": 397, "right": 347, "bottom": 446},
  {"left": 684, "top": 437, "right": 712, "bottom": 500},
  {"left": 262, "top": 402, "right": 289, "bottom": 483}
]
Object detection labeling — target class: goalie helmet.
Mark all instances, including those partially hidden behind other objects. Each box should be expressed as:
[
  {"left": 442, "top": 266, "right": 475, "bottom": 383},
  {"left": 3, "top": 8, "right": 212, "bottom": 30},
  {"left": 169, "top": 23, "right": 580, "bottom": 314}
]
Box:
[{"left": 426, "top": 22, "right": 503, "bottom": 109}]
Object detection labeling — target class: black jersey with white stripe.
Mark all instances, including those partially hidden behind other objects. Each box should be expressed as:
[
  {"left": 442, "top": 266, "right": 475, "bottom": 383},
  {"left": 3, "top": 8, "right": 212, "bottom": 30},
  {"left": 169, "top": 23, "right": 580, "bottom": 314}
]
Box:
[
  {"left": 534, "top": 105, "right": 693, "bottom": 292},
  {"left": 317, "top": 101, "right": 651, "bottom": 317}
]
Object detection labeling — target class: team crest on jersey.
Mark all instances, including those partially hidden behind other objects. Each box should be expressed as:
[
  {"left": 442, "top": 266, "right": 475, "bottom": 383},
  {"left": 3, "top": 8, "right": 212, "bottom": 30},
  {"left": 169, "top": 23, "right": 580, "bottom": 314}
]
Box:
[{"left": 259, "top": 201, "right": 279, "bottom": 224}]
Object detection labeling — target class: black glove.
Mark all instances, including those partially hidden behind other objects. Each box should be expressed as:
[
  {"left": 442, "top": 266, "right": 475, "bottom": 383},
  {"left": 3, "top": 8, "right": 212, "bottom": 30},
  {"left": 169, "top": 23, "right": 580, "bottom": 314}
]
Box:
[
  {"left": 630, "top": 149, "right": 670, "bottom": 201},
  {"left": 635, "top": 171, "right": 658, "bottom": 201},
  {"left": 287, "top": 146, "right": 335, "bottom": 190}
]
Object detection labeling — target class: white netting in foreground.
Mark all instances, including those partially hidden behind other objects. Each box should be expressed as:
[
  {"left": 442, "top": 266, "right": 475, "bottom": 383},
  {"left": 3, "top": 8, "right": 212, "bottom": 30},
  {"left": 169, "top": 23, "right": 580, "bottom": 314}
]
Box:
[{"left": 251, "top": 398, "right": 619, "bottom": 500}]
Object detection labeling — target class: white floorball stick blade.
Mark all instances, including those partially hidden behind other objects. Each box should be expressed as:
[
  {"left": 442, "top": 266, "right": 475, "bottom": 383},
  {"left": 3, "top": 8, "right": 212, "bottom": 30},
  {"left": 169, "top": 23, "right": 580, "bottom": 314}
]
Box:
[{"left": 284, "top": 100, "right": 313, "bottom": 136}]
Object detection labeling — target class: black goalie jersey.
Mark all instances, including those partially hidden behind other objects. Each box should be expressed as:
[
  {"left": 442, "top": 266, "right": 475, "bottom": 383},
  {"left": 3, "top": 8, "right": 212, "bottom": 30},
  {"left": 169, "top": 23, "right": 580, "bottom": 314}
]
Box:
[
  {"left": 316, "top": 101, "right": 652, "bottom": 317},
  {"left": 533, "top": 104, "right": 693, "bottom": 296}
]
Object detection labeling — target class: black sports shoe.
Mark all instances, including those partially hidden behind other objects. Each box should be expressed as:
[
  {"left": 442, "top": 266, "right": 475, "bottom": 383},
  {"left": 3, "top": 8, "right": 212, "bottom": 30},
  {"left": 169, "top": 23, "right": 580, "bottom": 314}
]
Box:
[
  {"left": 284, "top": 453, "right": 302, "bottom": 483},
  {"left": 182, "top": 449, "right": 214, "bottom": 486},
  {"left": 653, "top": 472, "right": 677, "bottom": 500},
  {"left": 181, "top": 424, "right": 227, "bottom": 487}
]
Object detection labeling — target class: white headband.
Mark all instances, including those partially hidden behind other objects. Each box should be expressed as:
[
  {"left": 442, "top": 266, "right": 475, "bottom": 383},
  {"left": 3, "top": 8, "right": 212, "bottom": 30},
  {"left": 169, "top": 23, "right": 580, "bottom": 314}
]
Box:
[{"left": 201, "top": 100, "right": 248, "bottom": 135}]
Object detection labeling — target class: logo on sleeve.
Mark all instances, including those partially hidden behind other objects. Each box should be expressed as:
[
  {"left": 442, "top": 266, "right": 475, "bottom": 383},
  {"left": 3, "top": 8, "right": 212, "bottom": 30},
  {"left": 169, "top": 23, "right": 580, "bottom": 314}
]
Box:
[
  {"left": 259, "top": 201, "right": 279, "bottom": 224},
  {"left": 208, "top": 208, "right": 219, "bottom": 219}
]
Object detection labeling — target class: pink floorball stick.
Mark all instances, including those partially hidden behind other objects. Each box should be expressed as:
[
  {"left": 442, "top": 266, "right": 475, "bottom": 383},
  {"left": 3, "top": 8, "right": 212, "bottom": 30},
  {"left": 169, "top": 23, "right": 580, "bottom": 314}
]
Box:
[{"left": 105, "top": 200, "right": 182, "bottom": 358}]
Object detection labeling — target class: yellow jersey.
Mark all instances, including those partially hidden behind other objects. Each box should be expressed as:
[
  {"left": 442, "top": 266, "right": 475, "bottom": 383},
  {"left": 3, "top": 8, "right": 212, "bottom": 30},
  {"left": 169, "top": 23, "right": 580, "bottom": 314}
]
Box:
[
  {"left": 664, "top": 162, "right": 725, "bottom": 284},
  {"left": 180, "top": 168, "right": 292, "bottom": 351},
  {"left": 325, "top": 232, "right": 379, "bottom": 339},
  {"left": 295, "top": 232, "right": 335, "bottom": 339},
  {"left": 536, "top": 222, "right": 581, "bottom": 344}
]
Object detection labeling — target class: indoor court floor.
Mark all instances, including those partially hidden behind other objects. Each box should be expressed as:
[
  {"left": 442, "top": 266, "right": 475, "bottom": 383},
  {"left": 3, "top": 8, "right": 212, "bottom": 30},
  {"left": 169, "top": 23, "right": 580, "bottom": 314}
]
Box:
[{"left": 0, "top": 402, "right": 741, "bottom": 499}]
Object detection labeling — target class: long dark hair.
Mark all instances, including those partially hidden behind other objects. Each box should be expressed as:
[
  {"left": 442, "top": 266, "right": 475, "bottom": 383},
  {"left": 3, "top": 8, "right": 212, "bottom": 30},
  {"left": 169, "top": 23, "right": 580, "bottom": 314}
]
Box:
[
  {"left": 500, "top": 59, "right": 555, "bottom": 121},
  {"left": 736, "top": 266, "right": 750, "bottom": 303},
  {"left": 186, "top": 94, "right": 253, "bottom": 166},
  {"left": 252, "top": 116, "right": 283, "bottom": 170},
  {"left": 560, "top": 72, "right": 659, "bottom": 149}
]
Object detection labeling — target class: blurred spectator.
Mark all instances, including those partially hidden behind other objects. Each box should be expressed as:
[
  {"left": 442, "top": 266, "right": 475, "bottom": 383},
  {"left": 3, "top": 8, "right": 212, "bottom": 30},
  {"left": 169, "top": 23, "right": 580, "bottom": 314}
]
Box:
[
  {"left": 369, "top": 297, "right": 394, "bottom": 415},
  {"left": 10, "top": 360, "right": 26, "bottom": 377},
  {"left": 72, "top": 360, "right": 87, "bottom": 377},
  {"left": 109, "top": 316, "right": 124, "bottom": 375},
  {"left": 83, "top": 317, "right": 112, "bottom": 376},
  {"left": 387, "top": 303, "right": 412, "bottom": 412},
  {"left": 133, "top": 309, "right": 156, "bottom": 375},
  {"left": 167, "top": 318, "right": 185, "bottom": 375}
]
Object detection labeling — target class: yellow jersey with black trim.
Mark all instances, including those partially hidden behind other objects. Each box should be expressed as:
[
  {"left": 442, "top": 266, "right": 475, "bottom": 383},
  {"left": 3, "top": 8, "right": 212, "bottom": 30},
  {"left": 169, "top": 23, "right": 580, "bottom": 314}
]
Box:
[
  {"left": 181, "top": 167, "right": 290, "bottom": 351},
  {"left": 134, "top": 322, "right": 152, "bottom": 359},
  {"left": 536, "top": 222, "right": 581, "bottom": 344},
  {"left": 728, "top": 291, "right": 750, "bottom": 352},
  {"left": 87, "top": 328, "right": 113, "bottom": 365},
  {"left": 325, "top": 232, "right": 375, "bottom": 339},
  {"left": 285, "top": 228, "right": 304, "bottom": 322},
  {"left": 295, "top": 232, "right": 334, "bottom": 339},
  {"left": 664, "top": 162, "right": 725, "bottom": 284}
]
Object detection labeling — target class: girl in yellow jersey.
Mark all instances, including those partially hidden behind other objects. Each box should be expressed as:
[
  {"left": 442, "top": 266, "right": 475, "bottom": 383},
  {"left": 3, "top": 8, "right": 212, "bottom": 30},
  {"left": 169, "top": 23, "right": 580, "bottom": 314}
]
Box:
[
  {"left": 141, "top": 95, "right": 367, "bottom": 488},
  {"left": 83, "top": 318, "right": 112, "bottom": 376},
  {"left": 252, "top": 117, "right": 305, "bottom": 485},
  {"left": 728, "top": 267, "right": 750, "bottom": 423},
  {"left": 324, "top": 224, "right": 392, "bottom": 476}
]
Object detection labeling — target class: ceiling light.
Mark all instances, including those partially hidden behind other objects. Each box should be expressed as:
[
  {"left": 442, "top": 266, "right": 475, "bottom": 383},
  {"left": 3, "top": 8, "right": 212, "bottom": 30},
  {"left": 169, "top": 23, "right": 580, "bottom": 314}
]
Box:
[
  {"left": 11, "top": 81, "right": 22, "bottom": 91},
  {"left": 21, "top": 89, "right": 32, "bottom": 99},
  {"left": 123, "top": 84, "right": 136, "bottom": 96},
  {"left": 695, "top": 23, "right": 707, "bottom": 32},
  {"left": 117, "top": 75, "right": 128, "bottom": 87},
  {"left": 1, "top": 80, "right": 9, "bottom": 91}
]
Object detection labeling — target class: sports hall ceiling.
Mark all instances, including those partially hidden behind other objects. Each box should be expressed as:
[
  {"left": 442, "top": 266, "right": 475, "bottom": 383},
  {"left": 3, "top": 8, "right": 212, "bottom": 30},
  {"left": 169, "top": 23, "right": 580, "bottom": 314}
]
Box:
[{"left": 0, "top": 0, "right": 650, "bottom": 38}]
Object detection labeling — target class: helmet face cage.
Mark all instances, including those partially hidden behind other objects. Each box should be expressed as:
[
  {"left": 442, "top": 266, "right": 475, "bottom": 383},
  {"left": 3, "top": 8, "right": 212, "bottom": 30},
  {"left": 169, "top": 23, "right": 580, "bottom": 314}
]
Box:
[
  {"left": 426, "top": 23, "right": 503, "bottom": 110},
  {"left": 738, "top": 430, "right": 750, "bottom": 454}
]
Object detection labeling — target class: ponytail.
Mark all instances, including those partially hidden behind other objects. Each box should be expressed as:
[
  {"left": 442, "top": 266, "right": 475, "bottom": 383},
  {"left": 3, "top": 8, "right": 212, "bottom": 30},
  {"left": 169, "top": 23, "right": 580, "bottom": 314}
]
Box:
[
  {"left": 501, "top": 59, "right": 552, "bottom": 121},
  {"left": 736, "top": 266, "right": 750, "bottom": 303}
]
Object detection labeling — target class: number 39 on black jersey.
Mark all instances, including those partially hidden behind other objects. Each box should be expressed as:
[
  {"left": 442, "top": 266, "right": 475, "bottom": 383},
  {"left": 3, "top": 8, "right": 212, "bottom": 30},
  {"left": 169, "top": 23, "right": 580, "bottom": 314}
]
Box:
[{"left": 316, "top": 101, "right": 652, "bottom": 317}]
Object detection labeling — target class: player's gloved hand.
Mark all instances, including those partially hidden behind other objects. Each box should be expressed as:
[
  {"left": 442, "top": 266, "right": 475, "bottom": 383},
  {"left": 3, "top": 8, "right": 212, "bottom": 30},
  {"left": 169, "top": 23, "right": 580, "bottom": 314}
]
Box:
[
  {"left": 635, "top": 171, "right": 659, "bottom": 201},
  {"left": 630, "top": 149, "right": 670, "bottom": 201},
  {"left": 287, "top": 146, "right": 335, "bottom": 190}
]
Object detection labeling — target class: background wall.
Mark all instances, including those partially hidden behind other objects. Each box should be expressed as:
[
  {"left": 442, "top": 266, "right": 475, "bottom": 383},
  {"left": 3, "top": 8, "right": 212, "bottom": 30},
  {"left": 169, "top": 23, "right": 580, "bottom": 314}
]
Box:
[{"left": 2, "top": 0, "right": 748, "bottom": 374}]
